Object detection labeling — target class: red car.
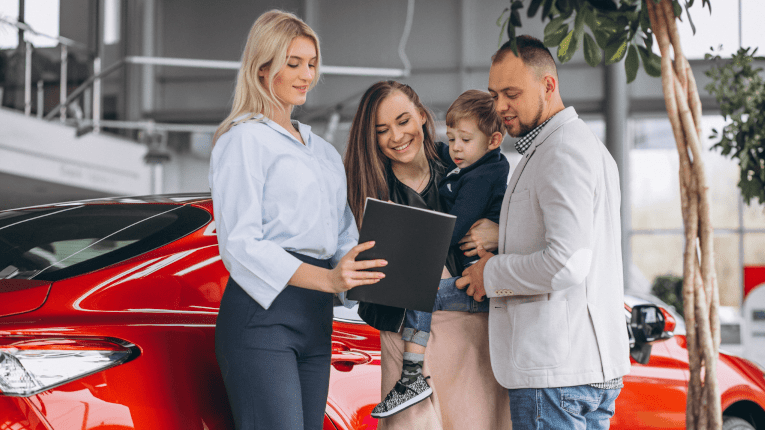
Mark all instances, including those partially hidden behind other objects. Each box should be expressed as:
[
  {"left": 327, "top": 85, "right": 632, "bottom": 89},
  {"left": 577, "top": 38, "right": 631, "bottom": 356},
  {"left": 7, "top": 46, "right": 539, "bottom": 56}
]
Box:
[{"left": 1, "top": 194, "right": 764, "bottom": 430}]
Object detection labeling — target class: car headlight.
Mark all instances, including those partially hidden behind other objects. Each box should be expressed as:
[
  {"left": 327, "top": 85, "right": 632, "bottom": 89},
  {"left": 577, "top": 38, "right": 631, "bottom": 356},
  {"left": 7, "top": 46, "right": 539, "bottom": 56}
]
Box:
[{"left": 0, "top": 337, "right": 139, "bottom": 397}]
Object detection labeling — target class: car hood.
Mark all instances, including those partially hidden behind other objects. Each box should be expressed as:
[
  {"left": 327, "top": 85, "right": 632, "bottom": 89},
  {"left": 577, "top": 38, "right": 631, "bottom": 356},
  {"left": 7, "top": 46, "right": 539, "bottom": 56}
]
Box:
[{"left": 0, "top": 279, "right": 52, "bottom": 318}]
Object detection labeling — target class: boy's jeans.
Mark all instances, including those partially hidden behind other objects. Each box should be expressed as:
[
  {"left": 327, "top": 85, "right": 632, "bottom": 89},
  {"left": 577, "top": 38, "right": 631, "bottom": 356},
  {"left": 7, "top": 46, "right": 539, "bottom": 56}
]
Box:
[
  {"left": 507, "top": 385, "right": 621, "bottom": 430},
  {"left": 402, "top": 276, "right": 489, "bottom": 347}
]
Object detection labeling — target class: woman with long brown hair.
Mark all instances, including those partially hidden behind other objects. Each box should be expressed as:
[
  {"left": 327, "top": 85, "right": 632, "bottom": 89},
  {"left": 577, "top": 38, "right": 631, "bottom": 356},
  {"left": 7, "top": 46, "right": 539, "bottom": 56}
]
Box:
[
  {"left": 344, "top": 81, "right": 510, "bottom": 429},
  {"left": 209, "top": 10, "right": 386, "bottom": 430}
]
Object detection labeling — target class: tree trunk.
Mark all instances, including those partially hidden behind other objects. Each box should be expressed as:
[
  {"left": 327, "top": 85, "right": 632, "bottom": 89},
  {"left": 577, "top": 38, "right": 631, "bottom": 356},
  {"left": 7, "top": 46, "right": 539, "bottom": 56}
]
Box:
[{"left": 645, "top": 0, "right": 721, "bottom": 428}]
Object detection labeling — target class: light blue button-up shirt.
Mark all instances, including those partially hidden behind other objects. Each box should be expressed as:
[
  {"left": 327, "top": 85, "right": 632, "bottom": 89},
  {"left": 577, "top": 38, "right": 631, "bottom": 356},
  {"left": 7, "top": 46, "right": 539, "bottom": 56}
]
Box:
[{"left": 209, "top": 115, "right": 359, "bottom": 309}]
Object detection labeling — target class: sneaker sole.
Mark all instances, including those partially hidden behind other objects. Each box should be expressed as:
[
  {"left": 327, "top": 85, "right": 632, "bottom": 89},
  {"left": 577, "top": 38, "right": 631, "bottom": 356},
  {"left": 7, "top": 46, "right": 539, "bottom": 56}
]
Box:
[{"left": 370, "top": 386, "right": 433, "bottom": 419}]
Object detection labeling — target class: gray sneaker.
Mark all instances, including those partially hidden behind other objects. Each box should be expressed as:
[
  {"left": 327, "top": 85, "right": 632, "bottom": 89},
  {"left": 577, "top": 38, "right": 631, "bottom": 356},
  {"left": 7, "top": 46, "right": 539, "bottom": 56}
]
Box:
[{"left": 371, "top": 374, "right": 432, "bottom": 418}]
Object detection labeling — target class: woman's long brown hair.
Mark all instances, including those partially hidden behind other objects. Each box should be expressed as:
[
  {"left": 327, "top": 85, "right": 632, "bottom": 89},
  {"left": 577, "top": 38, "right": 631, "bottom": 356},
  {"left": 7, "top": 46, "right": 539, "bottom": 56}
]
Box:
[{"left": 343, "top": 81, "right": 439, "bottom": 228}]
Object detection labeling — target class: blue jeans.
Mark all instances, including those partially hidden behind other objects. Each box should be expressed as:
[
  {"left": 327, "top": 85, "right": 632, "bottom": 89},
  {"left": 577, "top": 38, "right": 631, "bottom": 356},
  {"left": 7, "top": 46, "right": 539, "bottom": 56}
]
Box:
[
  {"left": 402, "top": 276, "right": 490, "bottom": 347},
  {"left": 508, "top": 385, "right": 621, "bottom": 430}
]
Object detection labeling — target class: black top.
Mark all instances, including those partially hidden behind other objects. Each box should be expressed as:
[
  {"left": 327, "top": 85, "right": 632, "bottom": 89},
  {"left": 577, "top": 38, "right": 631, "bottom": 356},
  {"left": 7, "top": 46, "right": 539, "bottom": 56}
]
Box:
[
  {"left": 358, "top": 147, "right": 460, "bottom": 332},
  {"left": 438, "top": 145, "right": 509, "bottom": 268}
]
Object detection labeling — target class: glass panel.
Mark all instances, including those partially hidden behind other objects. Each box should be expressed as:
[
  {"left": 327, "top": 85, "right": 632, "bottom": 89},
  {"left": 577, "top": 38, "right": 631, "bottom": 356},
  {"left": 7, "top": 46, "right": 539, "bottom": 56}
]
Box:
[
  {"left": 676, "top": 2, "right": 738, "bottom": 60},
  {"left": 631, "top": 116, "right": 741, "bottom": 230},
  {"left": 631, "top": 118, "right": 684, "bottom": 230},
  {"left": 715, "top": 234, "right": 741, "bottom": 308},
  {"left": 744, "top": 203, "right": 765, "bottom": 229},
  {"left": 745, "top": 233, "right": 765, "bottom": 266},
  {"left": 633, "top": 234, "right": 741, "bottom": 308},
  {"left": 742, "top": 0, "right": 765, "bottom": 51},
  {"left": 632, "top": 234, "right": 684, "bottom": 289}
]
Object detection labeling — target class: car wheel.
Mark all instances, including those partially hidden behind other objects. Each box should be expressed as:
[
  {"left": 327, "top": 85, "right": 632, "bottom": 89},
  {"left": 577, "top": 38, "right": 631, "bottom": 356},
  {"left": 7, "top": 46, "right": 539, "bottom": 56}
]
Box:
[{"left": 722, "top": 416, "right": 755, "bottom": 430}]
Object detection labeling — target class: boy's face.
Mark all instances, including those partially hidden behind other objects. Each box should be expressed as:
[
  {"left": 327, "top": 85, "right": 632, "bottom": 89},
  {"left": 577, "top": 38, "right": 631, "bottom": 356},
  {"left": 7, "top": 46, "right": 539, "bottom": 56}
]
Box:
[{"left": 446, "top": 118, "right": 496, "bottom": 169}]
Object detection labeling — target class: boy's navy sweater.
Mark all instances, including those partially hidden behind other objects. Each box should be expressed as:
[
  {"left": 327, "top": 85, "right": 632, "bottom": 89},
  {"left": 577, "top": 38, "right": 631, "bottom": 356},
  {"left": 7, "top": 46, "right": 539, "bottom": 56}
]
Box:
[{"left": 437, "top": 143, "right": 510, "bottom": 269}]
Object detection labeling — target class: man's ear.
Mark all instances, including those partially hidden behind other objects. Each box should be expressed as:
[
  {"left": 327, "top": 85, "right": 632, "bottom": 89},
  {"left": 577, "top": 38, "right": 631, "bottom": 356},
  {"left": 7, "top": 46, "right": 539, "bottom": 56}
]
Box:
[
  {"left": 488, "top": 131, "right": 504, "bottom": 150},
  {"left": 543, "top": 74, "right": 557, "bottom": 99}
]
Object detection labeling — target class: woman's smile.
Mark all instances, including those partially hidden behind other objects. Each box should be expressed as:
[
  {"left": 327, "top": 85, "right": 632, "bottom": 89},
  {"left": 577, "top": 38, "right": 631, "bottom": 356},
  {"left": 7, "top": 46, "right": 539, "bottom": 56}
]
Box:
[
  {"left": 393, "top": 141, "right": 412, "bottom": 152},
  {"left": 375, "top": 91, "right": 428, "bottom": 166}
]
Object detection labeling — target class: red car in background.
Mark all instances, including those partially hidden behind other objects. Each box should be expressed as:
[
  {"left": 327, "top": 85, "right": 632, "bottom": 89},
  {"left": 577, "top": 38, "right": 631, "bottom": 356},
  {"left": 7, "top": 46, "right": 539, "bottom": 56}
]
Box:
[{"left": 1, "top": 194, "right": 764, "bottom": 430}]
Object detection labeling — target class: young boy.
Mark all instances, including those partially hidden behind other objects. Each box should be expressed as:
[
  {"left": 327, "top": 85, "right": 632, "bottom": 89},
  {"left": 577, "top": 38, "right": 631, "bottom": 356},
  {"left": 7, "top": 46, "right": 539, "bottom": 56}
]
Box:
[{"left": 371, "top": 90, "right": 510, "bottom": 418}]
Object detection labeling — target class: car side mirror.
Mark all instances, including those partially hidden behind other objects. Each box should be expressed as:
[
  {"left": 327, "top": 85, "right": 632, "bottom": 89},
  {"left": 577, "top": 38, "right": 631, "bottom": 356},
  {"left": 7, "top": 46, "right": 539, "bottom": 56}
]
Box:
[
  {"left": 631, "top": 304, "right": 666, "bottom": 344},
  {"left": 629, "top": 304, "right": 674, "bottom": 365}
]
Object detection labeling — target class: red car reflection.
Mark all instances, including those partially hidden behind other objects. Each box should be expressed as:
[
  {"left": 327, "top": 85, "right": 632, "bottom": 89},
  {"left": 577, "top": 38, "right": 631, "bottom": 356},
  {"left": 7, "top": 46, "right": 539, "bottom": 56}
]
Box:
[{"left": 1, "top": 194, "right": 764, "bottom": 430}]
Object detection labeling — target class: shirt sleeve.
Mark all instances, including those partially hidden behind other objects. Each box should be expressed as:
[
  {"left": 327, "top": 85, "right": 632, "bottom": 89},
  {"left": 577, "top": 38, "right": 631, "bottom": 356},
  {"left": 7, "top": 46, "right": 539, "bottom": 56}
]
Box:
[
  {"left": 332, "top": 203, "right": 359, "bottom": 268},
  {"left": 483, "top": 140, "right": 596, "bottom": 297},
  {"left": 210, "top": 130, "right": 303, "bottom": 309},
  {"left": 332, "top": 202, "right": 361, "bottom": 308},
  {"left": 448, "top": 177, "right": 493, "bottom": 247}
]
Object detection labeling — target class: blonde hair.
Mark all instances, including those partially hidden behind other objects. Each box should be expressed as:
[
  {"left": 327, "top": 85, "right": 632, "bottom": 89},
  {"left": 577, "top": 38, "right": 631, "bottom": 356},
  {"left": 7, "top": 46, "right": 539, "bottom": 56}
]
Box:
[{"left": 213, "top": 10, "right": 320, "bottom": 144}]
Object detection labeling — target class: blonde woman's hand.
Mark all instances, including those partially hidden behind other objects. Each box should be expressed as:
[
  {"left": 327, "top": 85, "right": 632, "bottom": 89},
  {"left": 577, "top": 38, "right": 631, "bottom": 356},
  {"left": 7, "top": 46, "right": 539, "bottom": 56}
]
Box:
[
  {"left": 458, "top": 218, "right": 499, "bottom": 256},
  {"left": 328, "top": 241, "right": 387, "bottom": 292}
]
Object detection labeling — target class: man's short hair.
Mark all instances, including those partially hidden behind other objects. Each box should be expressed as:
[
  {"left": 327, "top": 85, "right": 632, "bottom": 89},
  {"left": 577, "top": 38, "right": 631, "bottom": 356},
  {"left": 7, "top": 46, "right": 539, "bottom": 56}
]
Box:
[
  {"left": 492, "top": 35, "right": 558, "bottom": 80},
  {"left": 446, "top": 89, "right": 505, "bottom": 138}
]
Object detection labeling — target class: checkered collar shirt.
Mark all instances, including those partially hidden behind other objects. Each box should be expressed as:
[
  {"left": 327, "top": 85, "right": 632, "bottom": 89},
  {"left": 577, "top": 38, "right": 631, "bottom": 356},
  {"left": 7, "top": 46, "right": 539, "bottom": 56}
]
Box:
[{"left": 513, "top": 115, "right": 555, "bottom": 155}]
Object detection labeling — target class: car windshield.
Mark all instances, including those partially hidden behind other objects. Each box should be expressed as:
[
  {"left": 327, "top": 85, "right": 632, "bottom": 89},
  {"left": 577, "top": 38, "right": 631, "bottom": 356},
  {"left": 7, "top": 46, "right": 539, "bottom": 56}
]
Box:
[{"left": 0, "top": 204, "right": 210, "bottom": 282}]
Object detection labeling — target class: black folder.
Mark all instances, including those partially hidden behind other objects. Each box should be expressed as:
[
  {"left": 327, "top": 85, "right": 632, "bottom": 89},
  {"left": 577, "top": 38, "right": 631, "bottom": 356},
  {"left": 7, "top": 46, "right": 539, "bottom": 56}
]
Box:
[{"left": 347, "top": 198, "right": 456, "bottom": 313}]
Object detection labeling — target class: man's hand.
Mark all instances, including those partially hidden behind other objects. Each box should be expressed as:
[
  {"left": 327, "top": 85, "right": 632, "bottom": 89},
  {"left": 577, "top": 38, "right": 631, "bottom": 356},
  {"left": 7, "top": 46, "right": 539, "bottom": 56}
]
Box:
[
  {"left": 455, "top": 247, "right": 492, "bottom": 302},
  {"left": 458, "top": 219, "right": 499, "bottom": 256}
]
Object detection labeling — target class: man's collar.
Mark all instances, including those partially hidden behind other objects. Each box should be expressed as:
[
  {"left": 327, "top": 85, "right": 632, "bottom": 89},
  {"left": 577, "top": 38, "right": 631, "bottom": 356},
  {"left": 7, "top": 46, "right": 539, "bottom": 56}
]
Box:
[{"left": 514, "top": 114, "right": 555, "bottom": 155}]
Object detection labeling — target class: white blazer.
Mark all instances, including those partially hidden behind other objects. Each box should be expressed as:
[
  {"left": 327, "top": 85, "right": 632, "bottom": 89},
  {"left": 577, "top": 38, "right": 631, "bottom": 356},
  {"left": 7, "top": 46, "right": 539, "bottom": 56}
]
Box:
[{"left": 483, "top": 107, "right": 631, "bottom": 389}]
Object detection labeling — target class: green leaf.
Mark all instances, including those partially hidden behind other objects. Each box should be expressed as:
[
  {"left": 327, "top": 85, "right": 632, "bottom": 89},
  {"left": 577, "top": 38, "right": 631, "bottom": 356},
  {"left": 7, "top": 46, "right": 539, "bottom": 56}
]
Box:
[
  {"left": 583, "top": 33, "right": 602, "bottom": 67},
  {"left": 497, "top": 12, "right": 509, "bottom": 47},
  {"left": 626, "top": 45, "right": 640, "bottom": 83},
  {"left": 685, "top": 3, "right": 696, "bottom": 35},
  {"left": 511, "top": 0, "right": 524, "bottom": 10},
  {"left": 527, "top": 0, "right": 544, "bottom": 17},
  {"left": 604, "top": 38, "right": 629, "bottom": 65},
  {"left": 643, "top": 34, "right": 654, "bottom": 52},
  {"left": 542, "top": 0, "right": 555, "bottom": 19},
  {"left": 557, "top": 28, "right": 581, "bottom": 64},
  {"left": 511, "top": 9, "right": 523, "bottom": 27},
  {"left": 639, "top": 3, "right": 651, "bottom": 33},
  {"left": 496, "top": 7, "right": 509, "bottom": 26},
  {"left": 544, "top": 17, "right": 569, "bottom": 47},
  {"left": 556, "top": 0, "right": 571, "bottom": 16},
  {"left": 673, "top": 0, "right": 682, "bottom": 19},
  {"left": 588, "top": 11, "right": 622, "bottom": 49},
  {"left": 507, "top": 21, "right": 516, "bottom": 44},
  {"left": 638, "top": 45, "right": 662, "bottom": 77}
]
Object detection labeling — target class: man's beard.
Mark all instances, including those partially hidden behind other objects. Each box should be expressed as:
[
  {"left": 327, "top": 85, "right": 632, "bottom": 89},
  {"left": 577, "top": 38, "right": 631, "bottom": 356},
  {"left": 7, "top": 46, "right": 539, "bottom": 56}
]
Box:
[{"left": 509, "top": 96, "right": 544, "bottom": 138}]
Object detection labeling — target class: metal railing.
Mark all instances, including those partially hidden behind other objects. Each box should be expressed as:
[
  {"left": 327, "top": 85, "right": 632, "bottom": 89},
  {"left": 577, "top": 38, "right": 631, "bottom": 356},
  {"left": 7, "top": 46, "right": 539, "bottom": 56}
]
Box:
[{"left": 3, "top": 0, "right": 416, "bottom": 137}]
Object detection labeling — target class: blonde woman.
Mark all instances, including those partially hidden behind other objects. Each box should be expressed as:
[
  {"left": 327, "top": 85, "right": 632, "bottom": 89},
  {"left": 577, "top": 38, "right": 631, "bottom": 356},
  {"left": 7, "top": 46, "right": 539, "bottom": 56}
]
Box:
[{"left": 209, "top": 10, "right": 386, "bottom": 430}]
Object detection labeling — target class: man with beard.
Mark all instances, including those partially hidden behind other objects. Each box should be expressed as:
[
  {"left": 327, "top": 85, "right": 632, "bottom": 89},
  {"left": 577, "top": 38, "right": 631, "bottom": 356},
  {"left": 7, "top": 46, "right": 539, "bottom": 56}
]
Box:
[{"left": 457, "top": 35, "right": 631, "bottom": 430}]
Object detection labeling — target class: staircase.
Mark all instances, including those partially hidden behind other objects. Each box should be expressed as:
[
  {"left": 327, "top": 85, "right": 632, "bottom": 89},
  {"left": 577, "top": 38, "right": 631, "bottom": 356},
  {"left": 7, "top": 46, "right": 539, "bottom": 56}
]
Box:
[{"left": 0, "top": 107, "right": 152, "bottom": 209}]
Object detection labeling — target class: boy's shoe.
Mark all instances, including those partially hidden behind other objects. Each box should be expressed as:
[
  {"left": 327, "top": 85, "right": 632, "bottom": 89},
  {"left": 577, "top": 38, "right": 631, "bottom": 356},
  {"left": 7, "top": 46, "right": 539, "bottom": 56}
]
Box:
[{"left": 370, "top": 374, "right": 432, "bottom": 418}]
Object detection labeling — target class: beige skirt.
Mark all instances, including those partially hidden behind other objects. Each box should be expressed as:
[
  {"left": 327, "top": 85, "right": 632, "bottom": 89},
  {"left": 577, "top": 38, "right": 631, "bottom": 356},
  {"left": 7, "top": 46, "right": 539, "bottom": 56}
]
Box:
[{"left": 376, "top": 311, "right": 512, "bottom": 430}]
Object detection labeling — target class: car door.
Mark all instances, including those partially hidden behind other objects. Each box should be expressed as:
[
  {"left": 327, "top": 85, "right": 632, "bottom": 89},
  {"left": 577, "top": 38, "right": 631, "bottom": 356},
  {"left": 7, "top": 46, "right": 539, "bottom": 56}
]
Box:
[{"left": 612, "top": 337, "right": 688, "bottom": 429}]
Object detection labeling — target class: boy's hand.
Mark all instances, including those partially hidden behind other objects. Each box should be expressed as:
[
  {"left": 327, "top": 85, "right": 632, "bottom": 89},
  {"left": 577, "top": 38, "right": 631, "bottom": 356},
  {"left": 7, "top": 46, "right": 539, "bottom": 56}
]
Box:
[{"left": 455, "top": 247, "right": 491, "bottom": 301}]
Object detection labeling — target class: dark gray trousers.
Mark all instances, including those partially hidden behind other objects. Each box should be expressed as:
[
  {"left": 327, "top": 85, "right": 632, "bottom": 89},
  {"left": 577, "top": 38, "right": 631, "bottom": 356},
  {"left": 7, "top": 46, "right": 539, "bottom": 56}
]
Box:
[{"left": 215, "top": 253, "right": 333, "bottom": 430}]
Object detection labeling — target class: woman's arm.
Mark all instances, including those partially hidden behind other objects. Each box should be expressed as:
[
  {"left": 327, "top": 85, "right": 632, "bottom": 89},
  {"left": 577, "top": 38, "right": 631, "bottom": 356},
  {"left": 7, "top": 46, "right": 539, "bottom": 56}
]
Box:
[
  {"left": 458, "top": 218, "right": 499, "bottom": 255},
  {"left": 290, "top": 241, "right": 387, "bottom": 293}
]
